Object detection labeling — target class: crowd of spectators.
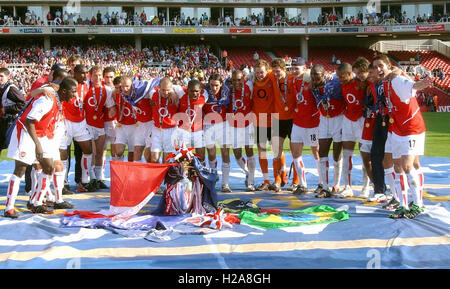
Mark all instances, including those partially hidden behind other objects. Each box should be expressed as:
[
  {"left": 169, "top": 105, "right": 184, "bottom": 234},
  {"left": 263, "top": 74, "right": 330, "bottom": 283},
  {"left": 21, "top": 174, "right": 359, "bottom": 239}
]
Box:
[
  {"left": 1, "top": 7, "right": 448, "bottom": 27},
  {"left": 311, "top": 10, "right": 449, "bottom": 26},
  {"left": 0, "top": 43, "right": 229, "bottom": 94}
]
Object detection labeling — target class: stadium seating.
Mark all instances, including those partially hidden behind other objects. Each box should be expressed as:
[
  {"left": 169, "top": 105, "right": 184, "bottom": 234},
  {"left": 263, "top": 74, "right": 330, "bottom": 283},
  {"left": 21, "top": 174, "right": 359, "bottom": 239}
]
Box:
[
  {"left": 388, "top": 50, "right": 450, "bottom": 91},
  {"left": 226, "top": 48, "right": 272, "bottom": 68},
  {"left": 274, "top": 46, "right": 376, "bottom": 73}
]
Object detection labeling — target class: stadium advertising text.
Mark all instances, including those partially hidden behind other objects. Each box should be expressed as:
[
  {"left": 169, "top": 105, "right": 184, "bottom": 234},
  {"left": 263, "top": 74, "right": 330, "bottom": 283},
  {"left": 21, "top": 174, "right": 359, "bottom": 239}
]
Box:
[
  {"left": 416, "top": 24, "right": 446, "bottom": 32},
  {"left": 173, "top": 28, "right": 197, "bottom": 33},
  {"left": 110, "top": 28, "right": 134, "bottom": 33}
]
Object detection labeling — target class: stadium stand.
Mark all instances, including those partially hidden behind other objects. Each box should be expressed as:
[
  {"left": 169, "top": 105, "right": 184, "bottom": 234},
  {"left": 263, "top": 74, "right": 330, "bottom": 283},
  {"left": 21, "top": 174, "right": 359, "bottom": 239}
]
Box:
[
  {"left": 274, "top": 46, "right": 376, "bottom": 72},
  {"left": 388, "top": 50, "right": 450, "bottom": 91},
  {"left": 225, "top": 47, "right": 272, "bottom": 69}
]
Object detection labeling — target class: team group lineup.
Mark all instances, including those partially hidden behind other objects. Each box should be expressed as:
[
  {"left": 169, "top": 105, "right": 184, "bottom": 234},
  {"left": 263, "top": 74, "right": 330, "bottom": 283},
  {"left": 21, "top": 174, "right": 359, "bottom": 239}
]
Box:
[{"left": 2, "top": 52, "right": 434, "bottom": 220}]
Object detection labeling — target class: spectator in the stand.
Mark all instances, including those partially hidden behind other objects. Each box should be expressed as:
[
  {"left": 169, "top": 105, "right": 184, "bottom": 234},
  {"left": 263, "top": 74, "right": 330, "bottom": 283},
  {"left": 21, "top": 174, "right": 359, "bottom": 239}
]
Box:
[
  {"left": 105, "top": 11, "right": 110, "bottom": 23},
  {"left": 54, "top": 15, "right": 62, "bottom": 25},
  {"left": 433, "top": 95, "right": 438, "bottom": 111},
  {"left": 328, "top": 13, "right": 335, "bottom": 23},
  {"left": 68, "top": 14, "right": 74, "bottom": 26},
  {"left": 118, "top": 15, "right": 126, "bottom": 25},
  {"left": 102, "top": 14, "right": 108, "bottom": 25},
  {"left": 62, "top": 11, "right": 69, "bottom": 25},
  {"left": 226, "top": 59, "right": 233, "bottom": 71},
  {"left": 151, "top": 15, "right": 158, "bottom": 25},
  {"left": 224, "top": 15, "right": 231, "bottom": 25},
  {"left": 140, "top": 11, "right": 146, "bottom": 24},
  {"left": 358, "top": 11, "right": 363, "bottom": 22},
  {"left": 24, "top": 10, "right": 31, "bottom": 25},
  {"left": 133, "top": 12, "right": 139, "bottom": 23},
  {"left": 331, "top": 54, "right": 337, "bottom": 64},
  {"left": 110, "top": 13, "right": 116, "bottom": 25},
  {"left": 202, "top": 13, "right": 208, "bottom": 24},
  {"left": 96, "top": 10, "right": 102, "bottom": 24},
  {"left": 438, "top": 68, "right": 444, "bottom": 81},
  {"left": 46, "top": 11, "right": 53, "bottom": 23},
  {"left": 253, "top": 51, "right": 259, "bottom": 62}
]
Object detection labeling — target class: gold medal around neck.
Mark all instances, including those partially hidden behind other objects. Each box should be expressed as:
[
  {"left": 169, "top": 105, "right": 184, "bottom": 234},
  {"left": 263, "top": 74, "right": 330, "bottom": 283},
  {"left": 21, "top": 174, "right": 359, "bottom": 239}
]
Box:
[
  {"left": 159, "top": 126, "right": 162, "bottom": 131},
  {"left": 295, "top": 108, "right": 298, "bottom": 113},
  {"left": 93, "top": 115, "right": 97, "bottom": 120},
  {"left": 365, "top": 123, "right": 370, "bottom": 128},
  {"left": 117, "top": 123, "right": 122, "bottom": 128},
  {"left": 135, "top": 123, "right": 139, "bottom": 127},
  {"left": 326, "top": 114, "right": 330, "bottom": 118},
  {"left": 382, "top": 121, "right": 386, "bottom": 127},
  {"left": 284, "top": 106, "right": 289, "bottom": 112},
  {"left": 389, "top": 118, "right": 394, "bottom": 124}
]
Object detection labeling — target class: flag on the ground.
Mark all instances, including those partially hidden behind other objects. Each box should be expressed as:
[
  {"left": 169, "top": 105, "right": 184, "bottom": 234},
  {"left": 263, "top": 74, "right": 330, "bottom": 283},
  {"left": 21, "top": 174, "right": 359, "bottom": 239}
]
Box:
[
  {"left": 64, "top": 161, "right": 176, "bottom": 219},
  {"left": 108, "top": 161, "right": 176, "bottom": 217},
  {"left": 238, "top": 205, "right": 349, "bottom": 229}
]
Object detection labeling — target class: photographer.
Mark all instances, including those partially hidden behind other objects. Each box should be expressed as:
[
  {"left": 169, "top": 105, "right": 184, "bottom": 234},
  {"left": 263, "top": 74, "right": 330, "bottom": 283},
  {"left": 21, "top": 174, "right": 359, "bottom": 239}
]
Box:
[{"left": 0, "top": 68, "right": 26, "bottom": 153}]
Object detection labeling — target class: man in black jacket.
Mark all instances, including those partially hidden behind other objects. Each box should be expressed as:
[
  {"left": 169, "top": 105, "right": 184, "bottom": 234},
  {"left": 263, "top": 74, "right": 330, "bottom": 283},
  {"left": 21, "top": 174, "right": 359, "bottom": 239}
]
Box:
[{"left": 0, "top": 68, "right": 26, "bottom": 153}]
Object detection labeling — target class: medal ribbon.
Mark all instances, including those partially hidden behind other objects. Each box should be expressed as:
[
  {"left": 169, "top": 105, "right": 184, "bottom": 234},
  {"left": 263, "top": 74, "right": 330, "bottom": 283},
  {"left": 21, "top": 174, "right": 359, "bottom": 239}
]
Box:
[
  {"left": 159, "top": 91, "right": 169, "bottom": 128},
  {"left": 92, "top": 83, "right": 103, "bottom": 115},
  {"left": 277, "top": 78, "right": 288, "bottom": 108},
  {"left": 186, "top": 95, "right": 196, "bottom": 130},
  {"left": 232, "top": 84, "right": 244, "bottom": 113},
  {"left": 295, "top": 79, "right": 305, "bottom": 105},
  {"left": 77, "top": 83, "right": 85, "bottom": 113}
]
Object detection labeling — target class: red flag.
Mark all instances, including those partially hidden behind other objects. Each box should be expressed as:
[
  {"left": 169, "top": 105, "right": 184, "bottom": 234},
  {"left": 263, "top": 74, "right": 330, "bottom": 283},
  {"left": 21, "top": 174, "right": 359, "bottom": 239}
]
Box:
[{"left": 107, "top": 161, "right": 176, "bottom": 217}]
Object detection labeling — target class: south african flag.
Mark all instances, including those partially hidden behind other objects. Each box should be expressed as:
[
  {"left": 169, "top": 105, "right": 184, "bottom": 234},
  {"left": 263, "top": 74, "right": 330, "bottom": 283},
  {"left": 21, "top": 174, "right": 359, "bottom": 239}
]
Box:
[{"left": 238, "top": 205, "right": 349, "bottom": 229}]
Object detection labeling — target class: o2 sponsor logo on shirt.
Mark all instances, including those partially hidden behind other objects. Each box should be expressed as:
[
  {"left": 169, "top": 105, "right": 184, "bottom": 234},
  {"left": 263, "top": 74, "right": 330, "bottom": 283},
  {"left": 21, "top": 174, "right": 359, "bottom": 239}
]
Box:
[
  {"left": 122, "top": 107, "right": 132, "bottom": 117},
  {"left": 346, "top": 93, "right": 360, "bottom": 105},
  {"left": 87, "top": 97, "right": 97, "bottom": 107},
  {"left": 73, "top": 98, "right": 83, "bottom": 109},
  {"left": 134, "top": 107, "right": 146, "bottom": 116}
]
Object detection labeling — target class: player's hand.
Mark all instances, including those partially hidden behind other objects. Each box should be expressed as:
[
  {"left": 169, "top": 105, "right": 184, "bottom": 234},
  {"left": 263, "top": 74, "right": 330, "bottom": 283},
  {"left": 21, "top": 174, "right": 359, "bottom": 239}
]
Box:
[
  {"left": 413, "top": 76, "right": 434, "bottom": 91},
  {"left": 108, "top": 106, "right": 117, "bottom": 118},
  {"left": 324, "top": 74, "right": 333, "bottom": 82},
  {"left": 388, "top": 67, "right": 403, "bottom": 79},
  {"left": 168, "top": 91, "right": 179, "bottom": 106},
  {"left": 43, "top": 87, "right": 56, "bottom": 98},
  {"left": 35, "top": 143, "right": 43, "bottom": 162},
  {"left": 49, "top": 83, "right": 60, "bottom": 91}
]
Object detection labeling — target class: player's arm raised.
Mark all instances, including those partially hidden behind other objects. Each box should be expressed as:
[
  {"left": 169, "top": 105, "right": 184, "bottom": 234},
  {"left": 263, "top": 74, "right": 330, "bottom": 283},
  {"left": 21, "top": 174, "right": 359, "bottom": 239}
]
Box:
[{"left": 29, "top": 86, "right": 55, "bottom": 100}]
